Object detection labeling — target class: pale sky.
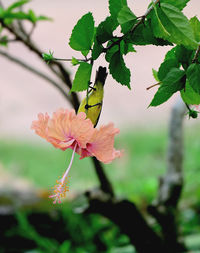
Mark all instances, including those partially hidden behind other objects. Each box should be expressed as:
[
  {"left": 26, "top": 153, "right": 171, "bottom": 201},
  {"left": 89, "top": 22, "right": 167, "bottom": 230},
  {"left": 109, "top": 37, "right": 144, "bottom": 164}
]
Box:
[{"left": 0, "top": 0, "right": 200, "bottom": 138}]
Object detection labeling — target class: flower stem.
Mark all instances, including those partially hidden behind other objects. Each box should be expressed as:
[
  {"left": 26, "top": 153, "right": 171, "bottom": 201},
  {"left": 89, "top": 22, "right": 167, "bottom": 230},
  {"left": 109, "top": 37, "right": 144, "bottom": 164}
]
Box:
[
  {"left": 61, "top": 143, "right": 77, "bottom": 184},
  {"left": 49, "top": 143, "right": 77, "bottom": 204}
]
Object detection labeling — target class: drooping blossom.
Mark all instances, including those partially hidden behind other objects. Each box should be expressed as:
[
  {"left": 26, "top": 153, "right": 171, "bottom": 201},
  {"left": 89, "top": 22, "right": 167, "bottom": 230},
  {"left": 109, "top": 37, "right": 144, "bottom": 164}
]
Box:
[
  {"left": 78, "top": 123, "right": 121, "bottom": 163},
  {"left": 31, "top": 108, "right": 121, "bottom": 204}
]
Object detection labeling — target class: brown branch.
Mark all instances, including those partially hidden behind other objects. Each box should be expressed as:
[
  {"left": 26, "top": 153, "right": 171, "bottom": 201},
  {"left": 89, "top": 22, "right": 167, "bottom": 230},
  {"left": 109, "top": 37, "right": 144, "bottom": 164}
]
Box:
[
  {"left": 192, "top": 44, "right": 200, "bottom": 63},
  {"left": 0, "top": 19, "right": 69, "bottom": 85},
  {"left": 0, "top": 16, "right": 114, "bottom": 196},
  {"left": 157, "top": 97, "right": 186, "bottom": 206},
  {"left": 0, "top": 18, "right": 80, "bottom": 111},
  {"left": 0, "top": 49, "right": 70, "bottom": 102},
  {"left": 52, "top": 57, "right": 91, "bottom": 62},
  {"left": 105, "top": 0, "right": 160, "bottom": 52},
  {"left": 17, "top": 19, "right": 27, "bottom": 37},
  {"left": 91, "top": 158, "right": 114, "bottom": 197},
  {"left": 131, "top": 0, "right": 160, "bottom": 33},
  {"left": 0, "top": 38, "right": 18, "bottom": 43},
  {"left": 27, "top": 24, "right": 35, "bottom": 40},
  {"left": 148, "top": 97, "right": 187, "bottom": 252},
  {"left": 84, "top": 189, "right": 166, "bottom": 253}
]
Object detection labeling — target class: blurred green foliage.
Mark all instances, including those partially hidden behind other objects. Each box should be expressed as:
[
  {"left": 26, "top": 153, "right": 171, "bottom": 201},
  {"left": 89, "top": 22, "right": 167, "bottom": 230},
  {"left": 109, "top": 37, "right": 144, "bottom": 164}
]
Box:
[
  {"left": 0, "top": 127, "right": 167, "bottom": 202},
  {"left": 1, "top": 126, "right": 200, "bottom": 203},
  {"left": 1, "top": 203, "right": 134, "bottom": 253},
  {"left": 0, "top": 126, "right": 200, "bottom": 252}
]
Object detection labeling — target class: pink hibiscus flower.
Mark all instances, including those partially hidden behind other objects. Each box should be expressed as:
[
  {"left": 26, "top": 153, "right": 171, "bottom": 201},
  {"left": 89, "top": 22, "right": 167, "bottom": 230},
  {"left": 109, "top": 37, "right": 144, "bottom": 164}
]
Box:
[{"left": 31, "top": 108, "right": 121, "bottom": 204}]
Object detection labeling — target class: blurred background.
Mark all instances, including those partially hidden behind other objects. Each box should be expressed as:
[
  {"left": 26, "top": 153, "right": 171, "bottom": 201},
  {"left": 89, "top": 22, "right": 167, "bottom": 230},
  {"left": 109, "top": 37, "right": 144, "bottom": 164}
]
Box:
[
  {"left": 1, "top": 0, "right": 200, "bottom": 252},
  {"left": 1, "top": 0, "right": 200, "bottom": 137}
]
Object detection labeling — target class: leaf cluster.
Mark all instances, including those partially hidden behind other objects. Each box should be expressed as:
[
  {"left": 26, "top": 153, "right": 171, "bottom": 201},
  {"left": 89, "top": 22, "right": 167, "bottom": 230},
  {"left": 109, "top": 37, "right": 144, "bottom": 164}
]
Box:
[
  {"left": 0, "top": 0, "right": 51, "bottom": 25},
  {"left": 68, "top": 0, "right": 200, "bottom": 102},
  {"left": 1, "top": 0, "right": 200, "bottom": 113},
  {"left": 150, "top": 16, "right": 200, "bottom": 107},
  {"left": 0, "top": 24, "right": 8, "bottom": 46}
]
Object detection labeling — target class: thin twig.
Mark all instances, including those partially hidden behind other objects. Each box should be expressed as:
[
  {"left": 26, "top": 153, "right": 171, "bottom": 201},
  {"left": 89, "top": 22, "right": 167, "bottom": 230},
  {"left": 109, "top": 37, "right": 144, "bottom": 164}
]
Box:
[
  {"left": 27, "top": 24, "right": 36, "bottom": 40},
  {"left": 0, "top": 12, "right": 113, "bottom": 196},
  {"left": 52, "top": 57, "right": 89, "bottom": 62},
  {"left": 105, "top": 0, "right": 160, "bottom": 52},
  {"left": 0, "top": 49, "right": 70, "bottom": 102},
  {"left": 0, "top": 17, "right": 81, "bottom": 109},
  {"left": 146, "top": 82, "right": 161, "bottom": 90},
  {"left": 17, "top": 19, "right": 28, "bottom": 39},
  {"left": 0, "top": 38, "right": 18, "bottom": 43},
  {"left": 91, "top": 157, "right": 115, "bottom": 197},
  {"left": 0, "top": 19, "right": 69, "bottom": 85},
  {"left": 130, "top": 0, "right": 160, "bottom": 34},
  {"left": 185, "top": 103, "right": 190, "bottom": 112},
  {"left": 16, "top": 6, "right": 29, "bottom": 39},
  {"left": 192, "top": 44, "right": 200, "bottom": 63}
]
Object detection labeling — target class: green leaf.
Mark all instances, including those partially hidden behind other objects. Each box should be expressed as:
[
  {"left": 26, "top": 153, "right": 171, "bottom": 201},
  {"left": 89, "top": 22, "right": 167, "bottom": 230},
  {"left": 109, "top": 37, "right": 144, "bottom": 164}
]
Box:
[
  {"left": 158, "top": 58, "right": 179, "bottom": 81},
  {"left": 42, "top": 50, "right": 54, "bottom": 64},
  {"left": 119, "top": 40, "right": 125, "bottom": 54},
  {"left": 117, "top": 6, "right": 137, "bottom": 34},
  {"left": 96, "top": 16, "right": 116, "bottom": 44},
  {"left": 127, "top": 21, "right": 172, "bottom": 46},
  {"left": 121, "top": 19, "right": 136, "bottom": 34},
  {"left": 3, "top": 11, "right": 29, "bottom": 20},
  {"left": 71, "top": 62, "right": 92, "bottom": 92},
  {"left": 186, "top": 63, "right": 200, "bottom": 94},
  {"left": 36, "top": 15, "right": 52, "bottom": 22},
  {"left": 0, "top": 7, "right": 4, "bottom": 18},
  {"left": 105, "top": 44, "right": 118, "bottom": 63},
  {"left": 69, "top": 12, "right": 95, "bottom": 52},
  {"left": 7, "top": 0, "right": 29, "bottom": 12},
  {"left": 181, "top": 80, "right": 200, "bottom": 105},
  {"left": 119, "top": 40, "right": 136, "bottom": 55},
  {"left": 0, "top": 35, "right": 8, "bottom": 47},
  {"left": 152, "top": 68, "right": 160, "bottom": 82},
  {"left": 58, "top": 240, "right": 71, "bottom": 253},
  {"left": 71, "top": 57, "right": 79, "bottom": 66},
  {"left": 0, "top": 6, "right": 50, "bottom": 23},
  {"left": 160, "top": 0, "right": 190, "bottom": 11},
  {"left": 81, "top": 50, "right": 89, "bottom": 57},
  {"left": 117, "top": 6, "right": 136, "bottom": 25},
  {"left": 190, "top": 16, "right": 200, "bottom": 42},
  {"left": 3, "top": 19, "right": 13, "bottom": 25},
  {"left": 105, "top": 40, "right": 135, "bottom": 62},
  {"left": 175, "top": 45, "right": 193, "bottom": 69},
  {"left": 109, "top": 51, "right": 131, "bottom": 88},
  {"left": 27, "top": 9, "right": 37, "bottom": 23},
  {"left": 154, "top": 3, "right": 198, "bottom": 49},
  {"left": 27, "top": 9, "right": 51, "bottom": 23},
  {"left": 109, "top": 0, "right": 127, "bottom": 21},
  {"left": 150, "top": 68, "right": 185, "bottom": 106},
  {"left": 105, "top": 38, "right": 119, "bottom": 62},
  {"left": 123, "top": 43, "right": 136, "bottom": 55},
  {"left": 150, "top": 4, "right": 170, "bottom": 39},
  {"left": 92, "top": 38, "right": 104, "bottom": 60},
  {"left": 164, "top": 46, "right": 176, "bottom": 60}
]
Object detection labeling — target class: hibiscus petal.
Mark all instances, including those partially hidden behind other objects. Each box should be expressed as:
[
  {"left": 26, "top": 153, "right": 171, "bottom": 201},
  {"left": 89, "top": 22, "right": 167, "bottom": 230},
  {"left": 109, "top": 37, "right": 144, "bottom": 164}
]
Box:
[
  {"left": 86, "top": 123, "right": 122, "bottom": 163},
  {"left": 31, "top": 113, "right": 49, "bottom": 139},
  {"left": 31, "top": 108, "right": 95, "bottom": 151}
]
